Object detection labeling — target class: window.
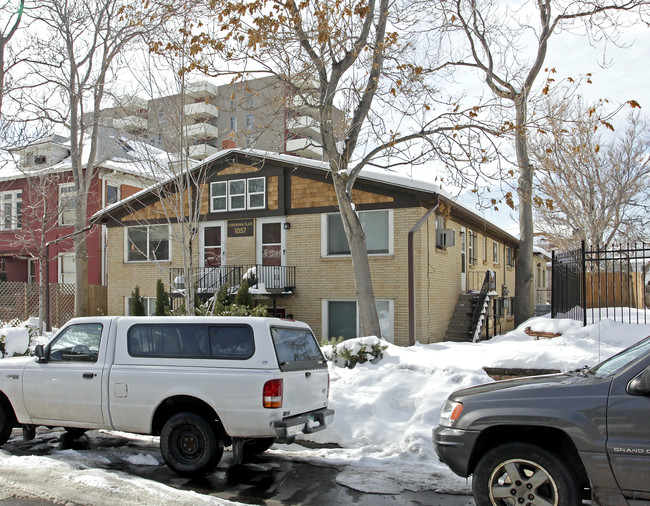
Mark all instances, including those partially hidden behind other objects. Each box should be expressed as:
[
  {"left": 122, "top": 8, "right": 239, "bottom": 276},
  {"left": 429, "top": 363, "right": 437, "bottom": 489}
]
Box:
[
  {"left": 230, "top": 116, "right": 237, "bottom": 132},
  {"left": 468, "top": 231, "right": 477, "bottom": 266},
  {"left": 126, "top": 225, "right": 170, "bottom": 262},
  {"left": 506, "top": 246, "right": 515, "bottom": 267},
  {"left": 126, "top": 324, "right": 254, "bottom": 360},
  {"left": 48, "top": 323, "right": 103, "bottom": 363},
  {"left": 59, "top": 183, "right": 75, "bottom": 225},
  {"left": 493, "top": 241, "right": 499, "bottom": 264},
  {"left": 34, "top": 155, "right": 47, "bottom": 165},
  {"left": 0, "top": 190, "right": 22, "bottom": 230},
  {"left": 246, "top": 114, "right": 254, "bottom": 131},
  {"left": 483, "top": 236, "right": 488, "bottom": 263},
  {"left": 210, "top": 177, "right": 266, "bottom": 212},
  {"left": 59, "top": 253, "right": 76, "bottom": 284},
  {"left": 105, "top": 184, "right": 119, "bottom": 206},
  {"left": 323, "top": 210, "right": 392, "bottom": 256},
  {"left": 271, "top": 327, "right": 325, "bottom": 371},
  {"left": 324, "top": 300, "right": 393, "bottom": 343},
  {"left": 125, "top": 296, "right": 156, "bottom": 316}
]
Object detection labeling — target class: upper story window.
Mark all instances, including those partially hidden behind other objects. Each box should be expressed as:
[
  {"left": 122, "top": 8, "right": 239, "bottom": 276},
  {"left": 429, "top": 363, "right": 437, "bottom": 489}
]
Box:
[
  {"left": 493, "top": 241, "right": 500, "bottom": 264},
  {"left": 506, "top": 246, "right": 515, "bottom": 267},
  {"left": 125, "top": 224, "right": 170, "bottom": 262},
  {"left": 106, "top": 184, "right": 119, "bottom": 206},
  {"left": 483, "top": 236, "right": 488, "bottom": 263},
  {"left": 230, "top": 116, "right": 237, "bottom": 133},
  {"left": 323, "top": 209, "right": 392, "bottom": 256},
  {"left": 59, "top": 183, "right": 76, "bottom": 225},
  {"left": 210, "top": 177, "right": 266, "bottom": 212},
  {"left": 0, "top": 190, "right": 22, "bottom": 231},
  {"left": 34, "top": 155, "right": 47, "bottom": 165}
]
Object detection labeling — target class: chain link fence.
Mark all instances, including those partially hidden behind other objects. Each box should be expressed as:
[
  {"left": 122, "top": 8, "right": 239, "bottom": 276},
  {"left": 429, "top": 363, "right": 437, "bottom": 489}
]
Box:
[{"left": 0, "top": 282, "right": 75, "bottom": 328}]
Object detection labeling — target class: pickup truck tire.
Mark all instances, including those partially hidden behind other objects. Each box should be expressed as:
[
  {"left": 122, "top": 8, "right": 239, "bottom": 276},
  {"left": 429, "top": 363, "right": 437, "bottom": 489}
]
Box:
[
  {"left": 472, "top": 443, "right": 580, "bottom": 506},
  {"left": 0, "top": 402, "right": 15, "bottom": 446},
  {"left": 242, "top": 437, "right": 276, "bottom": 458},
  {"left": 160, "top": 412, "right": 223, "bottom": 476}
]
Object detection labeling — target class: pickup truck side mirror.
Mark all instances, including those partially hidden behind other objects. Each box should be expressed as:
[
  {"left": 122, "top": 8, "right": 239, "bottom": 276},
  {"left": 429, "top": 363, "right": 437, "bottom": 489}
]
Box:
[
  {"left": 627, "top": 367, "right": 650, "bottom": 396},
  {"left": 34, "top": 344, "right": 47, "bottom": 363}
]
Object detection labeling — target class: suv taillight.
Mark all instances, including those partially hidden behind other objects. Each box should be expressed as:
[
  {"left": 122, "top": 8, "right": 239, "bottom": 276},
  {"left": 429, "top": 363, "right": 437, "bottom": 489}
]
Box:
[{"left": 263, "top": 379, "right": 283, "bottom": 408}]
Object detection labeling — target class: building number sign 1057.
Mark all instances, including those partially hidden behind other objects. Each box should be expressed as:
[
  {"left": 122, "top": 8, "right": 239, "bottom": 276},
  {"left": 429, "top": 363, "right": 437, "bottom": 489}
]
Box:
[{"left": 227, "top": 219, "right": 254, "bottom": 237}]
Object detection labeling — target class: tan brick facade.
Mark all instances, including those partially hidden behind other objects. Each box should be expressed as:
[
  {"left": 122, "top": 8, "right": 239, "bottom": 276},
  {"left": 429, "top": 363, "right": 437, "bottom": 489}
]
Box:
[{"left": 102, "top": 152, "right": 519, "bottom": 345}]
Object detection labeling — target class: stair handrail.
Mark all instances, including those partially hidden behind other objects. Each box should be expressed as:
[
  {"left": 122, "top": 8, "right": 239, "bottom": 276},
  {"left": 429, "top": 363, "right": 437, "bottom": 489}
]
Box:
[{"left": 469, "top": 270, "right": 494, "bottom": 342}]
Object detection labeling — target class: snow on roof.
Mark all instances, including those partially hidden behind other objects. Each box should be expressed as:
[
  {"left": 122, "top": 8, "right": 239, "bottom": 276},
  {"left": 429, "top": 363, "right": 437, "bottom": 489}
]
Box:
[
  {"left": 91, "top": 147, "right": 517, "bottom": 242},
  {"left": 0, "top": 128, "right": 172, "bottom": 183}
]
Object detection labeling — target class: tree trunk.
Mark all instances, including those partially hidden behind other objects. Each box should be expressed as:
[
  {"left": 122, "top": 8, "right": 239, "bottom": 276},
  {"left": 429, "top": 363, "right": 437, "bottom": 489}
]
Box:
[
  {"left": 332, "top": 174, "right": 381, "bottom": 338},
  {"left": 514, "top": 98, "right": 534, "bottom": 325},
  {"left": 74, "top": 196, "right": 89, "bottom": 317}
]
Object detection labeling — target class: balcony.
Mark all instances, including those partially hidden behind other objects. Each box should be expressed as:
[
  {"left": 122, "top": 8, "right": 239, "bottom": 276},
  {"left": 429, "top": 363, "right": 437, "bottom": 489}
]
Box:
[
  {"left": 287, "top": 115, "right": 320, "bottom": 138},
  {"left": 170, "top": 265, "right": 296, "bottom": 298},
  {"left": 286, "top": 137, "right": 323, "bottom": 159},
  {"left": 184, "top": 102, "right": 219, "bottom": 120},
  {"left": 113, "top": 115, "right": 147, "bottom": 132},
  {"left": 186, "top": 81, "right": 219, "bottom": 99},
  {"left": 188, "top": 143, "right": 219, "bottom": 160},
  {"left": 184, "top": 122, "right": 219, "bottom": 140}
]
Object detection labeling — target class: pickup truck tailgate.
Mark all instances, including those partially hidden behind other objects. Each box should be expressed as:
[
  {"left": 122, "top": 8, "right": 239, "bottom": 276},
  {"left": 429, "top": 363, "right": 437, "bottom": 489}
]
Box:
[{"left": 270, "top": 326, "right": 330, "bottom": 416}]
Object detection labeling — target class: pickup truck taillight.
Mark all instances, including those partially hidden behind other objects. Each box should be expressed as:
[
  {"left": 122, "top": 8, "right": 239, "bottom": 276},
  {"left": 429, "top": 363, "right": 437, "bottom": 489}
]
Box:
[{"left": 263, "top": 379, "right": 283, "bottom": 408}]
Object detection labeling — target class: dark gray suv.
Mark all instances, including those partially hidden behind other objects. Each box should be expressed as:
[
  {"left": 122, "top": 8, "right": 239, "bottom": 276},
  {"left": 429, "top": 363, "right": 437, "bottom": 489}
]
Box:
[{"left": 433, "top": 335, "right": 650, "bottom": 505}]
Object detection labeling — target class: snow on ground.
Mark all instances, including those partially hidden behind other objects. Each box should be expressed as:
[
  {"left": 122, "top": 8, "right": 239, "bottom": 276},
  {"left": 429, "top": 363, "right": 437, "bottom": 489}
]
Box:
[{"left": 0, "top": 313, "right": 648, "bottom": 502}]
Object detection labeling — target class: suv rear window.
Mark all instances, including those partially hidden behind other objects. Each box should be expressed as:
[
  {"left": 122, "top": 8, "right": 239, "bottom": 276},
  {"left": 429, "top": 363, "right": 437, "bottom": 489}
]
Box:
[
  {"left": 127, "top": 324, "right": 254, "bottom": 360},
  {"left": 271, "top": 326, "right": 326, "bottom": 371}
]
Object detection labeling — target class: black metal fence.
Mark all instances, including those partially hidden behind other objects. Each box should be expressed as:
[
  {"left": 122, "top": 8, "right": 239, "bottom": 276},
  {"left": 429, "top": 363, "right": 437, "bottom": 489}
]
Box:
[{"left": 552, "top": 242, "right": 649, "bottom": 325}]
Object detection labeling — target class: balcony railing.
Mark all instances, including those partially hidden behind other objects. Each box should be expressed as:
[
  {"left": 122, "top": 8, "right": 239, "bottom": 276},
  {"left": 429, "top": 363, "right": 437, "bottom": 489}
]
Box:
[{"left": 170, "top": 265, "right": 296, "bottom": 297}]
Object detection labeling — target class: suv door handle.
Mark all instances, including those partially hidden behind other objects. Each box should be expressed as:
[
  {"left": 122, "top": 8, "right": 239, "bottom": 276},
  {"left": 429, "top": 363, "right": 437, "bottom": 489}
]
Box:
[{"left": 82, "top": 372, "right": 96, "bottom": 379}]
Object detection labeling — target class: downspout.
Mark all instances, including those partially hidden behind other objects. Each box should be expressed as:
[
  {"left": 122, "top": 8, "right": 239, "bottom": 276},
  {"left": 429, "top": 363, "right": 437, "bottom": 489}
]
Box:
[{"left": 408, "top": 195, "right": 440, "bottom": 346}]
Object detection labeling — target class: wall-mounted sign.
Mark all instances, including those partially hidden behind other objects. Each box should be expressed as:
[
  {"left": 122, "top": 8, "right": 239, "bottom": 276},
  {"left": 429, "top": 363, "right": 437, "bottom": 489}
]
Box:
[{"left": 227, "top": 219, "right": 254, "bottom": 237}]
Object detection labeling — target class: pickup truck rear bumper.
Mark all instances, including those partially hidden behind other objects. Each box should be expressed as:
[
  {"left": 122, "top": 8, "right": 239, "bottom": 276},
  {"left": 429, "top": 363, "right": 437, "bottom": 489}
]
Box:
[{"left": 272, "top": 408, "right": 335, "bottom": 442}]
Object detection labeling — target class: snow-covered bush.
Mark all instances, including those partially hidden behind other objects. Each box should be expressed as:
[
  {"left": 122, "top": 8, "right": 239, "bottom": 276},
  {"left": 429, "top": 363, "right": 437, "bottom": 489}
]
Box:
[
  {"left": 321, "top": 336, "right": 388, "bottom": 369},
  {"left": 0, "top": 320, "right": 36, "bottom": 358}
]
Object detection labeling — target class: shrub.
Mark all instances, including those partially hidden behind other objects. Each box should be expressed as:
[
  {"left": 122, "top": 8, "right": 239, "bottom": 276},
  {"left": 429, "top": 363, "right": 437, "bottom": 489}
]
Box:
[
  {"left": 130, "top": 286, "right": 145, "bottom": 316},
  {"left": 154, "top": 279, "right": 170, "bottom": 316},
  {"left": 322, "top": 336, "right": 388, "bottom": 369}
]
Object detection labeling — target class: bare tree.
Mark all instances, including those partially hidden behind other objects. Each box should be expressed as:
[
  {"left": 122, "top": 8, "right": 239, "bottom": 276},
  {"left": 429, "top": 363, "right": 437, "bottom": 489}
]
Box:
[
  {"left": 22, "top": 0, "right": 174, "bottom": 316},
  {"left": 0, "top": 0, "right": 23, "bottom": 115},
  {"left": 432, "top": 0, "right": 649, "bottom": 325},
  {"left": 177, "top": 0, "right": 494, "bottom": 337},
  {"left": 8, "top": 171, "right": 68, "bottom": 333},
  {"left": 531, "top": 103, "right": 650, "bottom": 250}
]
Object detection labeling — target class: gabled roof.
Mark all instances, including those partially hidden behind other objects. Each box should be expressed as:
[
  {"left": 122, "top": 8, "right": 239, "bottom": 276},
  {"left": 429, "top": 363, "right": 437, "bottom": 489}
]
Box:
[
  {"left": 0, "top": 127, "right": 173, "bottom": 182},
  {"left": 91, "top": 148, "right": 519, "bottom": 246}
]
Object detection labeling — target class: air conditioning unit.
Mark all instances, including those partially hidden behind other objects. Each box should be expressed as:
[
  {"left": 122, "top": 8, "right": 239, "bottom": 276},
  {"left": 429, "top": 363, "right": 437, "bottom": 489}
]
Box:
[{"left": 436, "top": 229, "right": 455, "bottom": 248}]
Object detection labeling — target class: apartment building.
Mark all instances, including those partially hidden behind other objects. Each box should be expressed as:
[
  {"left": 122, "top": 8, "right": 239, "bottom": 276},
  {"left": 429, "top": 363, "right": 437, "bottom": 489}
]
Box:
[
  {"left": 91, "top": 148, "right": 525, "bottom": 345},
  {"left": 99, "top": 76, "right": 343, "bottom": 162}
]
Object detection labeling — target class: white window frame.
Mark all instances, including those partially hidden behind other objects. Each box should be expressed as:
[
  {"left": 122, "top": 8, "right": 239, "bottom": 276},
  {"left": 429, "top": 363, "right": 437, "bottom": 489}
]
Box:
[
  {"left": 124, "top": 296, "right": 156, "bottom": 316},
  {"left": 493, "top": 241, "right": 500, "bottom": 264},
  {"left": 322, "top": 299, "right": 394, "bottom": 343},
  {"left": 59, "top": 183, "right": 76, "bottom": 226},
  {"left": 321, "top": 209, "right": 393, "bottom": 257},
  {"left": 483, "top": 236, "right": 488, "bottom": 263},
  {"left": 230, "top": 116, "right": 237, "bottom": 132},
  {"left": 210, "top": 177, "right": 266, "bottom": 213},
  {"left": 58, "top": 252, "right": 76, "bottom": 284},
  {"left": 104, "top": 183, "right": 120, "bottom": 207},
  {"left": 0, "top": 190, "right": 22, "bottom": 231},
  {"left": 124, "top": 224, "right": 171, "bottom": 263}
]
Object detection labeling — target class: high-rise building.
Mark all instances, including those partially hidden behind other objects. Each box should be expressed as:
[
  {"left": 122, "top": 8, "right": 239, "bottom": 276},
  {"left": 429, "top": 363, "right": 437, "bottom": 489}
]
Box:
[{"left": 99, "top": 76, "right": 343, "bottom": 161}]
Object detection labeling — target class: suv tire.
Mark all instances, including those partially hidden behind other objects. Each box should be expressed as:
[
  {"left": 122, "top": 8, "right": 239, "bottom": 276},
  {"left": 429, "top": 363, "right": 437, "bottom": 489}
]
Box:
[{"left": 472, "top": 442, "right": 580, "bottom": 506}]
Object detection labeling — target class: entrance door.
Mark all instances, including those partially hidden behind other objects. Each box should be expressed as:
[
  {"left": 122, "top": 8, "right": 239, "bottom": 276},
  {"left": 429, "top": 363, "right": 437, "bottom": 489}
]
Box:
[
  {"left": 256, "top": 218, "right": 286, "bottom": 290},
  {"left": 460, "top": 226, "right": 467, "bottom": 291},
  {"left": 199, "top": 221, "right": 226, "bottom": 293}
]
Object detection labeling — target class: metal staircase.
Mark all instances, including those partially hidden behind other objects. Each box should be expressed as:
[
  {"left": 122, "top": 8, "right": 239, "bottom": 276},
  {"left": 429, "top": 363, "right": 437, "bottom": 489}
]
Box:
[{"left": 444, "top": 271, "right": 494, "bottom": 343}]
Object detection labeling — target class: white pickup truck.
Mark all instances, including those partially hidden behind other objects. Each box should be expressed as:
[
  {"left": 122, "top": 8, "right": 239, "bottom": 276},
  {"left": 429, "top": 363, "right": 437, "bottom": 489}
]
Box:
[{"left": 0, "top": 316, "right": 334, "bottom": 475}]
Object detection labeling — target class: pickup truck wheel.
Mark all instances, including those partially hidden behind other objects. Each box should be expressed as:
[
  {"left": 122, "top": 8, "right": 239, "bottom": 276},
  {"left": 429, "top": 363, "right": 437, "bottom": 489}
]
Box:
[
  {"left": 242, "top": 437, "right": 276, "bottom": 458},
  {"left": 160, "top": 412, "right": 223, "bottom": 477},
  {"left": 472, "top": 443, "right": 579, "bottom": 506},
  {"left": 0, "top": 403, "right": 14, "bottom": 446}
]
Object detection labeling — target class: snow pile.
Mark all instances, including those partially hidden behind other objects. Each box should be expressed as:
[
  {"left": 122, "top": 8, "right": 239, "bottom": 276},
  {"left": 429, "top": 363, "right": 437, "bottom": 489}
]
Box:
[
  {"left": 271, "top": 315, "right": 650, "bottom": 494},
  {"left": 0, "top": 327, "right": 30, "bottom": 357}
]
